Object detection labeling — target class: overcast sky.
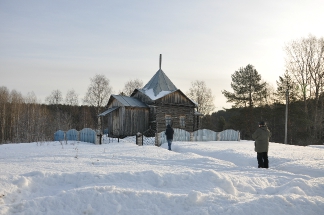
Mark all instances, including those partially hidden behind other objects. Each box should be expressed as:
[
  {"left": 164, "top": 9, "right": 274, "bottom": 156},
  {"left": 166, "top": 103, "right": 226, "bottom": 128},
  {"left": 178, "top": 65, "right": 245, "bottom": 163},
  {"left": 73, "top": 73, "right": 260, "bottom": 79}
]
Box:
[{"left": 1, "top": 0, "right": 324, "bottom": 110}]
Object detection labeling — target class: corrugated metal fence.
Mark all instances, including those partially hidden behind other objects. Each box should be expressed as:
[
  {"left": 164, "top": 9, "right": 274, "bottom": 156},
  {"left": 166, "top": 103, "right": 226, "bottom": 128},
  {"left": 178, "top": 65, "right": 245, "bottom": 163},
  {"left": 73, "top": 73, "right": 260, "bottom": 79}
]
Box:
[
  {"left": 54, "top": 128, "right": 97, "bottom": 144},
  {"left": 156, "top": 129, "right": 240, "bottom": 146},
  {"left": 80, "top": 128, "right": 96, "bottom": 144},
  {"left": 54, "top": 130, "right": 65, "bottom": 141},
  {"left": 159, "top": 128, "right": 191, "bottom": 144},
  {"left": 54, "top": 128, "right": 240, "bottom": 145},
  {"left": 66, "top": 129, "right": 78, "bottom": 141}
]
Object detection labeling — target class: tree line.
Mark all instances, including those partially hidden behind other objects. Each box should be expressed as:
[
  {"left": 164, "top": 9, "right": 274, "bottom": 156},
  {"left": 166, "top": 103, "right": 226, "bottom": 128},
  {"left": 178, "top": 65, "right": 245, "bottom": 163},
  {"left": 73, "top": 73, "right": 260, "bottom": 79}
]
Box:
[
  {"left": 0, "top": 74, "right": 213, "bottom": 144},
  {"left": 0, "top": 87, "right": 98, "bottom": 143},
  {"left": 0, "top": 76, "right": 145, "bottom": 143},
  {"left": 202, "top": 35, "right": 324, "bottom": 145}
]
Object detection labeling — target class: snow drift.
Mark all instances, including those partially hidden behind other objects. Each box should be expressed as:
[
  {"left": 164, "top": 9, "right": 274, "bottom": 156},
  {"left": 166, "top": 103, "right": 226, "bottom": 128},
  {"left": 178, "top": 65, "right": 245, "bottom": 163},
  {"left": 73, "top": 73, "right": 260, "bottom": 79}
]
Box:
[{"left": 0, "top": 140, "right": 323, "bottom": 215}]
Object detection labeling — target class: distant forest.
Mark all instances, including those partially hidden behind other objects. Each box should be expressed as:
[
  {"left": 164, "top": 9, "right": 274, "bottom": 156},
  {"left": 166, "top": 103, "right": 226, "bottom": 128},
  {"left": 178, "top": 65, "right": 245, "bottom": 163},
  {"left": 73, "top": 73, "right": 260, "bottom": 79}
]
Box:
[
  {"left": 201, "top": 100, "right": 322, "bottom": 145},
  {"left": 0, "top": 84, "right": 323, "bottom": 145},
  {"left": 0, "top": 90, "right": 98, "bottom": 144},
  {"left": 201, "top": 35, "right": 324, "bottom": 146}
]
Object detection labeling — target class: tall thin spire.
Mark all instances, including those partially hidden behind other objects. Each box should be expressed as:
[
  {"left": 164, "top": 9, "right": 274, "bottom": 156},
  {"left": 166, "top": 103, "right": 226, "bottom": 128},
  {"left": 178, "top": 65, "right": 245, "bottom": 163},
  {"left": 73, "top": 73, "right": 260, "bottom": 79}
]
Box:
[{"left": 142, "top": 54, "right": 178, "bottom": 97}]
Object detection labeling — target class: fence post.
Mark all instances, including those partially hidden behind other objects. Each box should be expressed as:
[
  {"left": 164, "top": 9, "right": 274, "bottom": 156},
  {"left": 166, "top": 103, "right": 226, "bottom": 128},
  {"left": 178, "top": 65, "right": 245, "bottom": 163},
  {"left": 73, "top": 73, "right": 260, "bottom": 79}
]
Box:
[
  {"left": 136, "top": 132, "right": 143, "bottom": 146},
  {"left": 155, "top": 132, "right": 160, "bottom": 146}
]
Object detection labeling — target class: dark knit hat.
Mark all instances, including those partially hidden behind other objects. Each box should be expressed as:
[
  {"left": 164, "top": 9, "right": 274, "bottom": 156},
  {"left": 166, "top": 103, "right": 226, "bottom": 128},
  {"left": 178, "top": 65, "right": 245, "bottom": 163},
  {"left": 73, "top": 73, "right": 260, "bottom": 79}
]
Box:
[{"left": 259, "top": 121, "right": 266, "bottom": 126}]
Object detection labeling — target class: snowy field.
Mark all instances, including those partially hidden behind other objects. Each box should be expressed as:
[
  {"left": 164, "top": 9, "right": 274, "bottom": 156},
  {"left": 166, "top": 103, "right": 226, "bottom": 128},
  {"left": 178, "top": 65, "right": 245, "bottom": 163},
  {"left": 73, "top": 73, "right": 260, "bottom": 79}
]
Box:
[{"left": 0, "top": 140, "right": 323, "bottom": 215}]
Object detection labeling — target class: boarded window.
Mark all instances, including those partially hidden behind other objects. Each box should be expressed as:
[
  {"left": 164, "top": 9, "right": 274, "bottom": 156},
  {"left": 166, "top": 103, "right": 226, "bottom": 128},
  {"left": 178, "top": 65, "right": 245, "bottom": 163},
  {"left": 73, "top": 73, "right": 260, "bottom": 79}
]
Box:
[
  {"left": 165, "top": 115, "right": 172, "bottom": 126},
  {"left": 180, "top": 116, "right": 185, "bottom": 128}
]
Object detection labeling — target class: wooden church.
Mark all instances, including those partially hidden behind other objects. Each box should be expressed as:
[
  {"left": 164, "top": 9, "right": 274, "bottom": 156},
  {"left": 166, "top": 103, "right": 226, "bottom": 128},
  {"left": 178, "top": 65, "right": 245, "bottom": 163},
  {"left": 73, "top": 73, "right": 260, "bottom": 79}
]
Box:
[{"left": 99, "top": 55, "right": 202, "bottom": 137}]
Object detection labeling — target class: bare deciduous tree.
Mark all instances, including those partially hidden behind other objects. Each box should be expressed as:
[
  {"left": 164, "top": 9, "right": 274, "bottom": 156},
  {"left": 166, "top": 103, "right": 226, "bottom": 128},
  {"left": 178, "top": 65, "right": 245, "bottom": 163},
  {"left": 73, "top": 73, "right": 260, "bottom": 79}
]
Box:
[
  {"left": 121, "top": 79, "right": 143, "bottom": 96},
  {"left": 9, "top": 90, "right": 24, "bottom": 142},
  {"left": 83, "top": 74, "right": 112, "bottom": 115},
  {"left": 23, "top": 92, "right": 37, "bottom": 142},
  {"left": 0, "top": 86, "right": 101, "bottom": 143},
  {"left": 285, "top": 35, "right": 324, "bottom": 143},
  {"left": 275, "top": 70, "right": 300, "bottom": 104},
  {"left": 65, "top": 89, "right": 79, "bottom": 106},
  {"left": 0, "top": 86, "right": 9, "bottom": 143},
  {"left": 25, "top": 92, "right": 38, "bottom": 104},
  {"left": 254, "top": 82, "right": 276, "bottom": 106},
  {"left": 187, "top": 80, "right": 215, "bottom": 115},
  {"left": 45, "top": 89, "right": 63, "bottom": 105}
]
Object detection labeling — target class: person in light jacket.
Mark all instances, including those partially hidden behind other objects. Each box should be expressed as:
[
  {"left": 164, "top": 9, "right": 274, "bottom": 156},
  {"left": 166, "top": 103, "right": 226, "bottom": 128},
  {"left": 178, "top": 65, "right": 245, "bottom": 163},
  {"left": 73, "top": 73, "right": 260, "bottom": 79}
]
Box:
[
  {"left": 165, "top": 124, "right": 174, "bottom": 151},
  {"left": 252, "top": 121, "right": 271, "bottom": 168}
]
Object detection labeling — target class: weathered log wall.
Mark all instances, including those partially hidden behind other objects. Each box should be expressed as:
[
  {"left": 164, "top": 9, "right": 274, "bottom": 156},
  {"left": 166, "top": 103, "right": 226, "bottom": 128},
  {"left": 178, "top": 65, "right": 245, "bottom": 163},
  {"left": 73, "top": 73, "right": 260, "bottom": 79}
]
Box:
[
  {"left": 158, "top": 91, "right": 194, "bottom": 106},
  {"left": 155, "top": 104, "right": 195, "bottom": 133},
  {"left": 107, "top": 107, "right": 149, "bottom": 137}
]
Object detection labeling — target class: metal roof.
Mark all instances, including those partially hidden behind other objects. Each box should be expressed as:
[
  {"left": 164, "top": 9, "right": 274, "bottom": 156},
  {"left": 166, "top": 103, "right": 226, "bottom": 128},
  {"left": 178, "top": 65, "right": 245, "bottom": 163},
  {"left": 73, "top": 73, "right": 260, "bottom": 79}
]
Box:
[
  {"left": 98, "top": 106, "right": 120, "bottom": 117},
  {"left": 142, "top": 69, "right": 177, "bottom": 96},
  {"left": 112, "top": 95, "right": 148, "bottom": 108}
]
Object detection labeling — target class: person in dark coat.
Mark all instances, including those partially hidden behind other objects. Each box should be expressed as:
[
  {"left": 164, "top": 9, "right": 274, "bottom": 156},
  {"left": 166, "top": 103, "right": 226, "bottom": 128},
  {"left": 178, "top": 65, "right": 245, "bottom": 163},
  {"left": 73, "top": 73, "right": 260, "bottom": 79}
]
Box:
[
  {"left": 165, "top": 124, "right": 174, "bottom": 150},
  {"left": 252, "top": 121, "right": 271, "bottom": 168}
]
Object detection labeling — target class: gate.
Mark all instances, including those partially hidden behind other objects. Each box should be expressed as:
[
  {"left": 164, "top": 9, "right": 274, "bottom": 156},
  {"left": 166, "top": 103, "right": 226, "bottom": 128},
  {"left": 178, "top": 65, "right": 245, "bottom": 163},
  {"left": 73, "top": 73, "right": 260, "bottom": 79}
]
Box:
[{"left": 142, "top": 128, "right": 156, "bottom": 145}]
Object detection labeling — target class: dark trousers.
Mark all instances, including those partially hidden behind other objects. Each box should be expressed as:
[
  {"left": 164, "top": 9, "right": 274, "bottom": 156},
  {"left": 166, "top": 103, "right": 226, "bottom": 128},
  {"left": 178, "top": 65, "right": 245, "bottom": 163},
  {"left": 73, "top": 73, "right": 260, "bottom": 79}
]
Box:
[
  {"left": 167, "top": 139, "right": 172, "bottom": 150},
  {"left": 257, "top": 152, "right": 268, "bottom": 168}
]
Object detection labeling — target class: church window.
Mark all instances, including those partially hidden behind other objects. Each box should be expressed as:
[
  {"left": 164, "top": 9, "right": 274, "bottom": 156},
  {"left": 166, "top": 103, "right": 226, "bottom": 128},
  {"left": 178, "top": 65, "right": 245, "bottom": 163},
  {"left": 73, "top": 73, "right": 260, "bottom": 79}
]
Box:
[
  {"left": 180, "top": 116, "right": 185, "bottom": 128},
  {"left": 165, "top": 115, "right": 172, "bottom": 126}
]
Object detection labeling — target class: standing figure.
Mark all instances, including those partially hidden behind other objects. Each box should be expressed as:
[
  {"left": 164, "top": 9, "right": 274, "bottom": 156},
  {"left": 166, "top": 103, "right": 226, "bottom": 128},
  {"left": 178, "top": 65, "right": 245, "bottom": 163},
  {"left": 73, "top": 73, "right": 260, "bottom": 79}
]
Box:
[
  {"left": 165, "top": 124, "right": 174, "bottom": 151},
  {"left": 252, "top": 121, "right": 271, "bottom": 168}
]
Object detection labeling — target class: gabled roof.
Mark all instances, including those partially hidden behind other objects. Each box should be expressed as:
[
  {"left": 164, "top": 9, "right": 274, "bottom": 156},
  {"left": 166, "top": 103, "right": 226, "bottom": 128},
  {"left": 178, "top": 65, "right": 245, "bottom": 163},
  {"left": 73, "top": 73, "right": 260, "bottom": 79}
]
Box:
[
  {"left": 142, "top": 69, "right": 177, "bottom": 97},
  {"left": 108, "top": 95, "right": 148, "bottom": 108}
]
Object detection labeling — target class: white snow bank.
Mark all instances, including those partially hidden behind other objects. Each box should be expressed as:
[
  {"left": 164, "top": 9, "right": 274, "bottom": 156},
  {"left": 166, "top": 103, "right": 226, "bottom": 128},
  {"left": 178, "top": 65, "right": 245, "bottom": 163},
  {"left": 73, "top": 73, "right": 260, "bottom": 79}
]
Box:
[{"left": 0, "top": 141, "right": 323, "bottom": 215}]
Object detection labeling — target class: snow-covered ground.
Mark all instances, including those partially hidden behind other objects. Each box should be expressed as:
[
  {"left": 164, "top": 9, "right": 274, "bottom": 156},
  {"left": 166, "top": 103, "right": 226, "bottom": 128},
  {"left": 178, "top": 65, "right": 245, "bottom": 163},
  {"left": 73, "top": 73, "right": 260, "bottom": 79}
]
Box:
[{"left": 0, "top": 140, "right": 323, "bottom": 215}]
